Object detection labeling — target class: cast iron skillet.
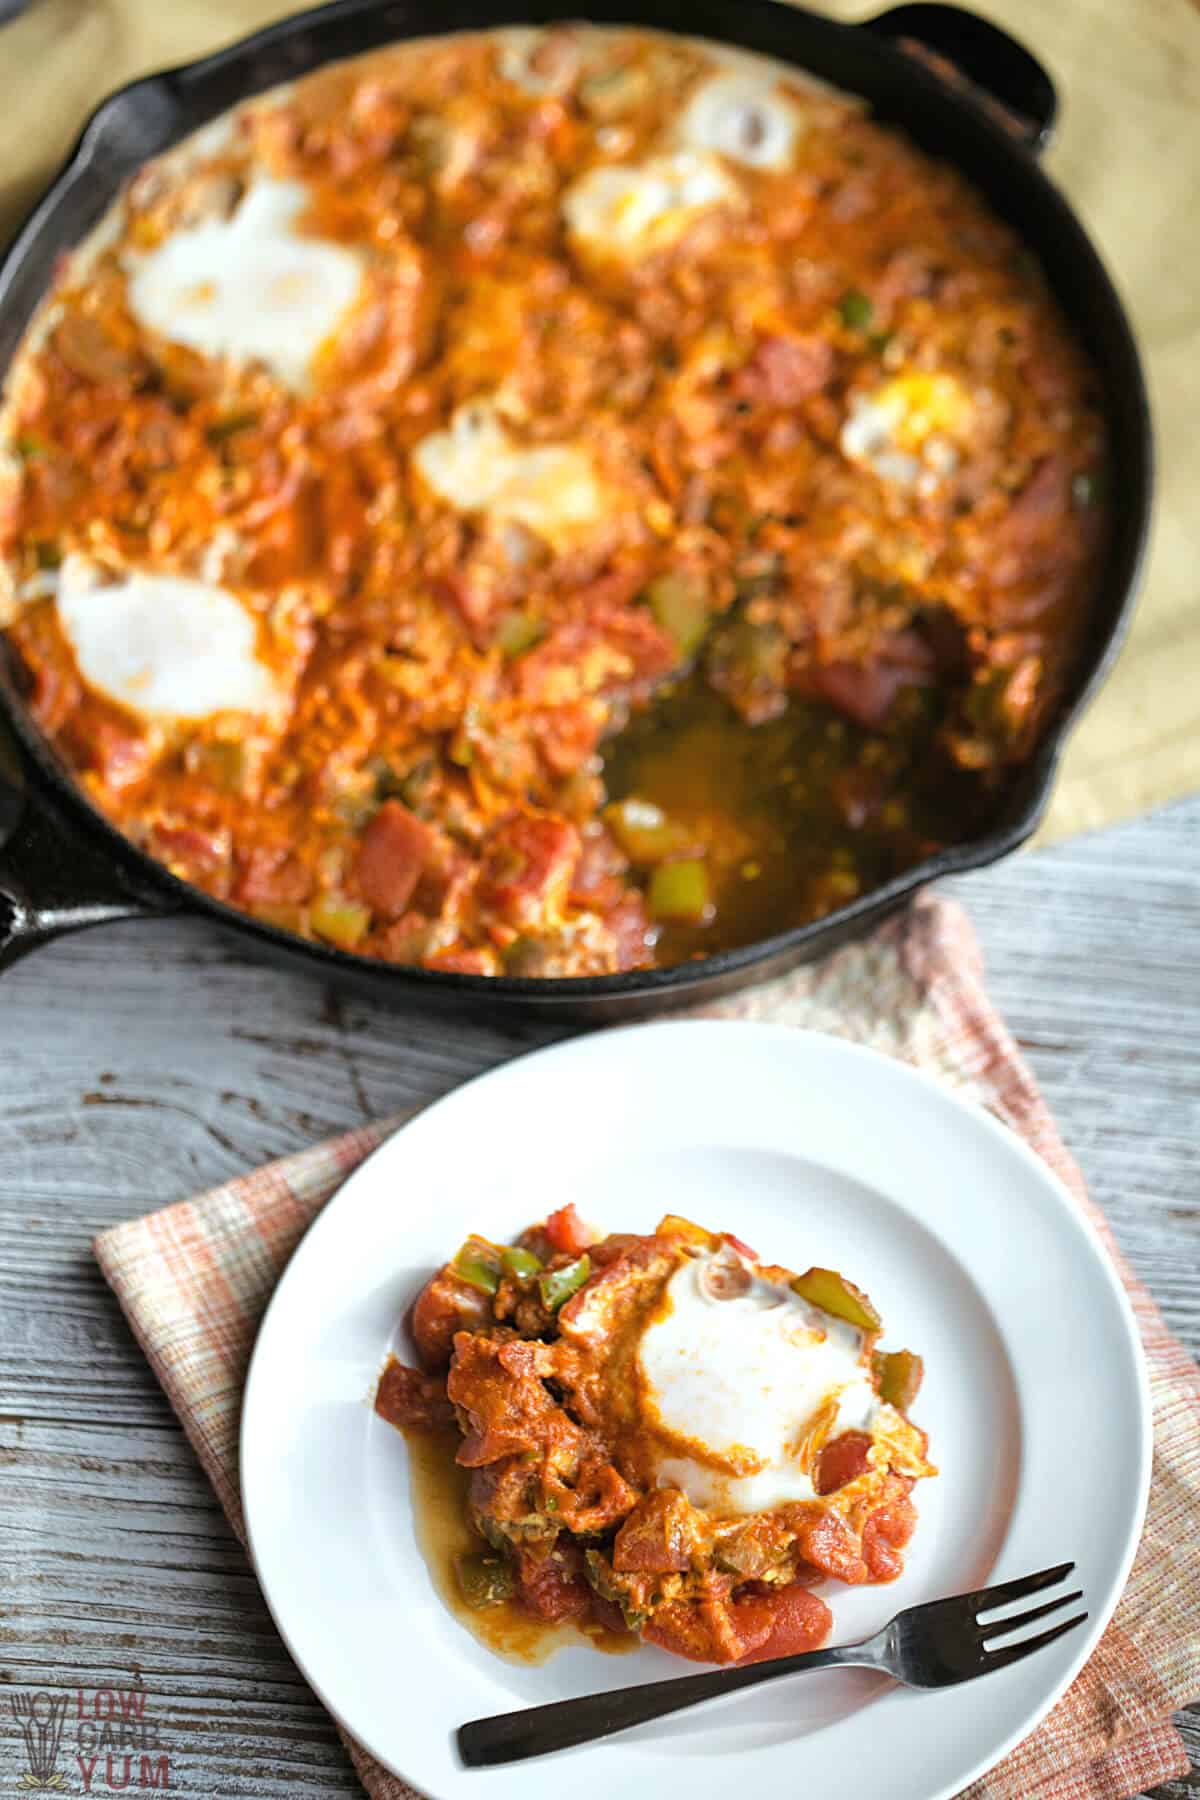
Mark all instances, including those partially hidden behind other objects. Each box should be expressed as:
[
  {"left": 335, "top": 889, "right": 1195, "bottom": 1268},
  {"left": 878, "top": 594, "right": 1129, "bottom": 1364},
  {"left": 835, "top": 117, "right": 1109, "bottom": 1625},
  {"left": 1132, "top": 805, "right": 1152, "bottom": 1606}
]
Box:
[{"left": 0, "top": 0, "right": 1152, "bottom": 1019}]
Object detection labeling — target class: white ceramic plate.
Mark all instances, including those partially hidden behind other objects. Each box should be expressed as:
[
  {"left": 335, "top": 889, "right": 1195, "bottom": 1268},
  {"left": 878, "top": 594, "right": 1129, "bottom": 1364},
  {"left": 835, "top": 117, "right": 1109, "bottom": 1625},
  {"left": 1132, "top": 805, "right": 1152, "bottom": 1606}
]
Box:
[{"left": 241, "top": 1021, "right": 1150, "bottom": 1800}]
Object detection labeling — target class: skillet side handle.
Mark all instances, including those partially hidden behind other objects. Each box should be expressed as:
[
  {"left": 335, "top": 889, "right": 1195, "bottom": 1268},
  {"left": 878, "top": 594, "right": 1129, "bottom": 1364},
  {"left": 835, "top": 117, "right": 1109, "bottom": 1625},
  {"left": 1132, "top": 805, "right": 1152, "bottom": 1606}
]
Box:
[
  {"left": 0, "top": 783, "right": 172, "bottom": 974},
  {"left": 865, "top": 4, "right": 1057, "bottom": 152}
]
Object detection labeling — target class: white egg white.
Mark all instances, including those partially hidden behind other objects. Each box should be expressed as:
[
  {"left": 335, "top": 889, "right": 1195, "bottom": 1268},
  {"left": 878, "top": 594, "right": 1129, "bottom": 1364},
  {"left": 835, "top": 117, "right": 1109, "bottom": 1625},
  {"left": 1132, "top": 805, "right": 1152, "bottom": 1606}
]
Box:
[
  {"left": 562, "top": 151, "right": 743, "bottom": 261},
  {"left": 840, "top": 373, "right": 971, "bottom": 491},
  {"left": 124, "top": 178, "right": 363, "bottom": 390},
  {"left": 638, "top": 1249, "right": 879, "bottom": 1514},
  {"left": 55, "top": 552, "right": 284, "bottom": 724},
  {"left": 496, "top": 26, "right": 581, "bottom": 94},
  {"left": 412, "top": 397, "right": 607, "bottom": 550},
  {"left": 676, "top": 71, "right": 804, "bottom": 171}
]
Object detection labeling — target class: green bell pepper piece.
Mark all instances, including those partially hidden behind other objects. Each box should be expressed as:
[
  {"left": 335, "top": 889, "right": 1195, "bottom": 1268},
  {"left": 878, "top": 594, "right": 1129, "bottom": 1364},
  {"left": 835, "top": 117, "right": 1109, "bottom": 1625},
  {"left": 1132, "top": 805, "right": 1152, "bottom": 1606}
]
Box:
[
  {"left": 838, "top": 289, "right": 874, "bottom": 330},
  {"left": 456, "top": 1552, "right": 514, "bottom": 1609},
  {"left": 500, "top": 1245, "right": 543, "bottom": 1281},
  {"left": 648, "top": 859, "right": 713, "bottom": 924},
  {"left": 604, "top": 798, "right": 692, "bottom": 867},
  {"left": 875, "top": 1347, "right": 924, "bottom": 1412},
  {"left": 646, "top": 571, "right": 711, "bottom": 658},
  {"left": 310, "top": 897, "right": 372, "bottom": 951},
  {"left": 791, "top": 1266, "right": 882, "bottom": 1332},
  {"left": 538, "top": 1253, "right": 591, "bottom": 1312},
  {"left": 494, "top": 611, "right": 545, "bottom": 658},
  {"left": 453, "top": 1238, "right": 501, "bottom": 1295}
]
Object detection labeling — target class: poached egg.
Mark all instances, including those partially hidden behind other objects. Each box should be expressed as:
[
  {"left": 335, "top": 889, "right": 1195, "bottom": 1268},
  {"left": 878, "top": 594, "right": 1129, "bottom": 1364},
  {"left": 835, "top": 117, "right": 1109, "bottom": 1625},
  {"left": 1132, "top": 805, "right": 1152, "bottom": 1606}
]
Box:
[
  {"left": 412, "top": 397, "right": 607, "bottom": 550},
  {"left": 55, "top": 553, "right": 285, "bottom": 723},
  {"left": 637, "top": 1246, "right": 879, "bottom": 1513},
  {"left": 496, "top": 26, "right": 582, "bottom": 94},
  {"left": 676, "top": 71, "right": 804, "bottom": 171},
  {"left": 125, "top": 178, "right": 363, "bottom": 390},
  {"left": 840, "top": 372, "right": 973, "bottom": 492},
  {"left": 562, "top": 151, "right": 743, "bottom": 262}
]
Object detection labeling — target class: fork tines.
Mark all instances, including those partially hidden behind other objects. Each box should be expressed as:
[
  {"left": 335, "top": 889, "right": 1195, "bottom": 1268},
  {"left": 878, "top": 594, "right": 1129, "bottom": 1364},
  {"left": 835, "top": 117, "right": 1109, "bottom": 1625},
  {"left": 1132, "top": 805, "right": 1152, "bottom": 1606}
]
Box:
[{"left": 973, "top": 1561, "right": 1087, "bottom": 1672}]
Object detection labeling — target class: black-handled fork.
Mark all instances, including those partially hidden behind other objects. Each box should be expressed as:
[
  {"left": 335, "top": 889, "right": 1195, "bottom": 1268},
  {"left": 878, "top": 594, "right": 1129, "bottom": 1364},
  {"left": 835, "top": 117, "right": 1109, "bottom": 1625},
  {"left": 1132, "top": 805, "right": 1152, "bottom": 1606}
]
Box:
[{"left": 459, "top": 1561, "right": 1085, "bottom": 1767}]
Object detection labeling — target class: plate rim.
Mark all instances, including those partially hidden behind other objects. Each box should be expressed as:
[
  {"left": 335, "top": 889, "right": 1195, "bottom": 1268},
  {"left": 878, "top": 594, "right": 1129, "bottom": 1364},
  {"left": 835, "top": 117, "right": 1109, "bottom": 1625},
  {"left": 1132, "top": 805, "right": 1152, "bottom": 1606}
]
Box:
[{"left": 240, "top": 1019, "right": 1152, "bottom": 1799}]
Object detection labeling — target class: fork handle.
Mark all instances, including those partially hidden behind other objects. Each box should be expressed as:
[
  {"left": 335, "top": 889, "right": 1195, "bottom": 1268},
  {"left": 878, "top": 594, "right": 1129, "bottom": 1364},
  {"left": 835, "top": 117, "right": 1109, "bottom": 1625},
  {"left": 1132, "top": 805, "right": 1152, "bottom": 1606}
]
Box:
[{"left": 457, "top": 1641, "right": 873, "bottom": 1766}]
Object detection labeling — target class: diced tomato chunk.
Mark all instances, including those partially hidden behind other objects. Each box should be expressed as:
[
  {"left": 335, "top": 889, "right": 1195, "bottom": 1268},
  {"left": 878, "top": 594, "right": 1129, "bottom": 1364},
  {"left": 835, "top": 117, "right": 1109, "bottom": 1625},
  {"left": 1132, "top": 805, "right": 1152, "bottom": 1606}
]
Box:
[
  {"left": 790, "top": 1507, "right": 868, "bottom": 1585},
  {"left": 357, "top": 800, "right": 436, "bottom": 920},
  {"left": 643, "top": 1598, "right": 746, "bottom": 1664},
  {"left": 734, "top": 1583, "right": 833, "bottom": 1664},
  {"left": 815, "top": 1429, "right": 874, "bottom": 1496},
  {"left": 412, "top": 835, "right": 474, "bottom": 918},
  {"left": 476, "top": 814, "right": 580, "bottom": 931},
  {"left": 721, "top": 1232, "right": 759, "bottom": 1262},
  {"left": 544, "top": 1204, "right": 592, "bottom": 1255},
  {"left": 236, "top": 845, "right": 313, "bottom": 906},
  {"left": 644, "top": 1582, "right": 832, "bottom": 1665},
  {"left": 862, "top": 1495, "right": 918, "bottom": 1582}
]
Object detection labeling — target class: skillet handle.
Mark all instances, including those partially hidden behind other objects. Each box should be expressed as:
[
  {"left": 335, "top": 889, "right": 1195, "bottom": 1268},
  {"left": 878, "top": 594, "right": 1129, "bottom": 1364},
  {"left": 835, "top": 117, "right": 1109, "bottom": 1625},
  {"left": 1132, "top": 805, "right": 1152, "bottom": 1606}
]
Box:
[
  {"left": 865, "top": 4, "right": 1057, "bottom": 152},
  {"left": 0, "top": 736, "right": 172, "bottom": 974}
]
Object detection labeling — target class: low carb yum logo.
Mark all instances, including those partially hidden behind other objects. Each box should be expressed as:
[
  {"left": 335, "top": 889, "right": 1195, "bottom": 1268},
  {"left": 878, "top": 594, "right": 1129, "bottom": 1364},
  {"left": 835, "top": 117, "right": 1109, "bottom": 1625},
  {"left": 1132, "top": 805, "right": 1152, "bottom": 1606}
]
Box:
[
  {"left": 10, "top": 1684, "right": 171, "bottom": 1792},
  {"left": 10, "top": 1692, "right": 68, "bottom": 1791}
]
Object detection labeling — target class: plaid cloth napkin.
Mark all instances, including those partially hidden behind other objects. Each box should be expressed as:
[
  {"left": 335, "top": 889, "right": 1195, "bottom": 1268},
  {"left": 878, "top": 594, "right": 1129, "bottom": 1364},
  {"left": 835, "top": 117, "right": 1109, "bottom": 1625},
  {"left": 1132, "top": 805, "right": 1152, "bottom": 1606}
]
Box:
[{"left": 94, "top": 891, "right": 1200, "bottom": 1800}]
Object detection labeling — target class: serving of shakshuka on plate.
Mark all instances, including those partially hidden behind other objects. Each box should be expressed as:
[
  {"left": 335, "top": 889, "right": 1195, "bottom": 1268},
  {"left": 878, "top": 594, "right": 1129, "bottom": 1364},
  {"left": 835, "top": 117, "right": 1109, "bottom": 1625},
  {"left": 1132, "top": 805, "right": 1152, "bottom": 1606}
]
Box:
[
  {"left": 376, "top": 1205, "right": 933, "bottom": 1665},
  {"left": 0, "top": 26, "right": 1106, "bottom": 975}
]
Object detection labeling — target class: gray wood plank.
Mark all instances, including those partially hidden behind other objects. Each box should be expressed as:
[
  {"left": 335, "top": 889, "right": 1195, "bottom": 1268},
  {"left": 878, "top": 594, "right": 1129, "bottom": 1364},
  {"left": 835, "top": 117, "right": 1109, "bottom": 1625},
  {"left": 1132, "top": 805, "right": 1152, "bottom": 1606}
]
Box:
[{"left": 1, "top": 796, "right": 1197, "bottom": 1797}]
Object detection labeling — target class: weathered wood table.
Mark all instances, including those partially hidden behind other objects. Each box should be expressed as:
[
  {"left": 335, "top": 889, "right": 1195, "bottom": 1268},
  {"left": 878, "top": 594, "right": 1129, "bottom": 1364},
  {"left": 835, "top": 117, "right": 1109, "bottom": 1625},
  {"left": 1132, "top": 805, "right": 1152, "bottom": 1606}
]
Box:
[{"left": 2, "top": 795, "right": 1197, "bottom": 1798}]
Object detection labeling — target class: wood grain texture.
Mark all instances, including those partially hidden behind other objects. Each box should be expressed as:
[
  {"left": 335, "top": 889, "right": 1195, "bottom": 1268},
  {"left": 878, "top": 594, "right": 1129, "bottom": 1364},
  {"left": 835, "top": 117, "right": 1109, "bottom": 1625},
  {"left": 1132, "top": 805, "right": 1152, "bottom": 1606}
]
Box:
[{"left": 1, "top": 797, "right": 1197, "bottom": 1798}]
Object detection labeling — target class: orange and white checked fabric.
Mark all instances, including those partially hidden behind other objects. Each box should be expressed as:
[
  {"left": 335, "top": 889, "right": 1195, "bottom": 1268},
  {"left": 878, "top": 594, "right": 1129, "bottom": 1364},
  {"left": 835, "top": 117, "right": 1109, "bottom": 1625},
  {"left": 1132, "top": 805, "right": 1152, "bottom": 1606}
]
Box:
[{"left": 94, "top": 892, "right": 1200, "bottom": 1800}]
